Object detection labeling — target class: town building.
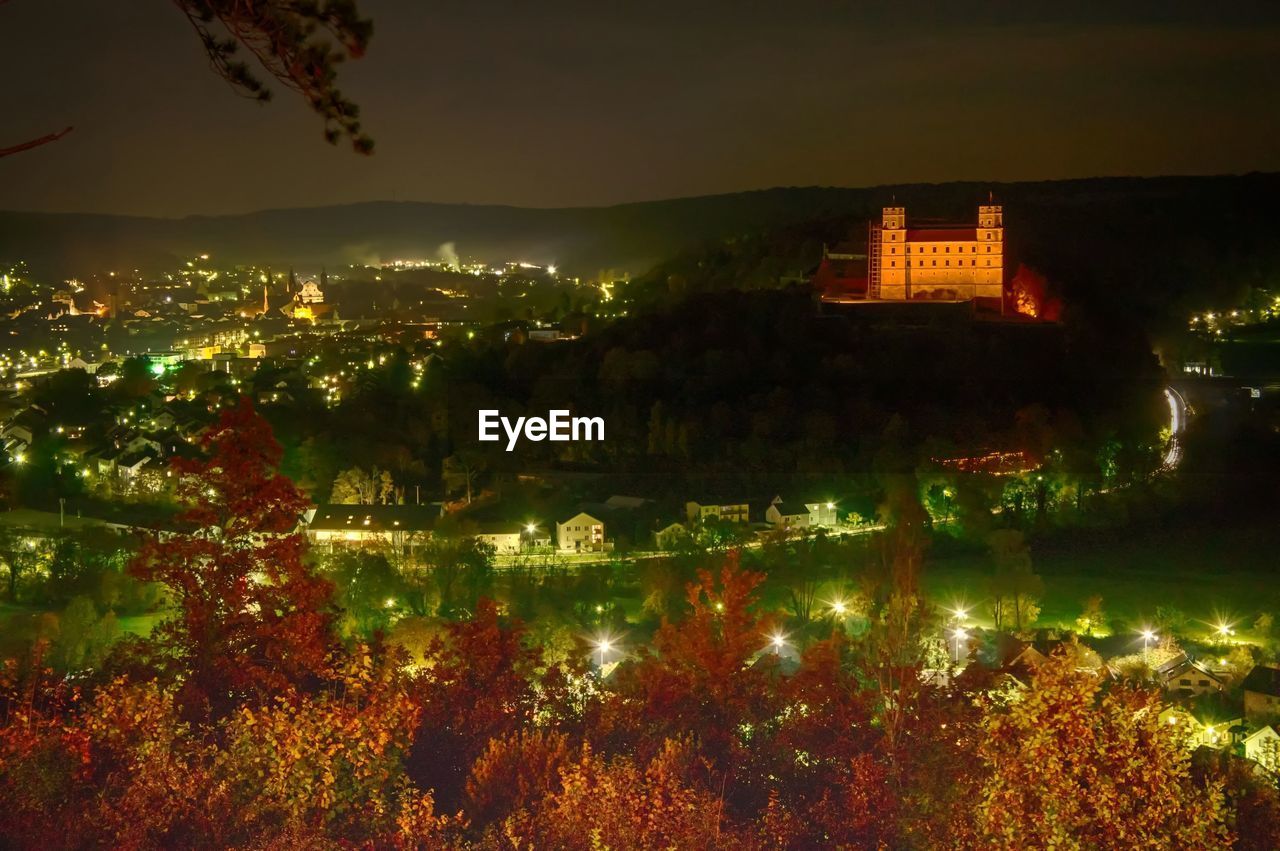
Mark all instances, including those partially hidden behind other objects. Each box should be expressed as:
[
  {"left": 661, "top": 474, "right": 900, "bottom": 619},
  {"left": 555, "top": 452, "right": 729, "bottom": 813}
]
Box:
[
  {"left": 1243, "top": 725, "right": 1280, "bottom": 773},
  {"left": 472, "top": 521, "right": 548, "bottom": 553},
  {"left": 556, "top": 511, "right": 606, "bottom": 553},
  {"left": 303, "top": 504, "right": 440, "bottom": 552},
  {"left": 1242, "top": 665, "right": 1280, "bottom": 722},
  {"left": 685, "top": 499, "right": 750, "bottom": 525},
  {"left": 805, "top": 500, "right": 839, "bottom": 527},
  {"left": 765, "top": 499, "right": 811, "bottom": 530},
  {"left": 1158, "top": 656, "right": 1226, "bottom": 698}
]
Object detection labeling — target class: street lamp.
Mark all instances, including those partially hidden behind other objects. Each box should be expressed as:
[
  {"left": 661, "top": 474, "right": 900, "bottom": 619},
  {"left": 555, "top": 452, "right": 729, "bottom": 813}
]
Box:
[
  {"left": 593, "top": 636, "right": 613, "bottom": 669},
  {"left": 829, "top": 599, "right": 848, "bottom": 617},
  {"left": 1141, "top": 629, "right": 1156, "bottom": 660},
  {"left": 769, "top": 633, "right": 787, "bottom": 654},
  {"left": 951, "top": 627, "right": 969, "bottom": 662}
]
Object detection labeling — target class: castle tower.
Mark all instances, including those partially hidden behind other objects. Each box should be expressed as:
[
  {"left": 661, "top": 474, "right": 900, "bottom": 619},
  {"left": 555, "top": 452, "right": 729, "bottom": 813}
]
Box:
[
  {"left": 877, "top": 207, "right": 909, "bottom": 299},
  {"left": 975, "top": 203, "right": 1004, "bottom": 300}
]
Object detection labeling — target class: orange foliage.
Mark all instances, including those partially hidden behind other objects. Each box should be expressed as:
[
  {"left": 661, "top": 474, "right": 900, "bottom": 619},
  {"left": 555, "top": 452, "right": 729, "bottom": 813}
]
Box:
[{"left": 968, "top": 651, "right": 1232, "bottom": 849}]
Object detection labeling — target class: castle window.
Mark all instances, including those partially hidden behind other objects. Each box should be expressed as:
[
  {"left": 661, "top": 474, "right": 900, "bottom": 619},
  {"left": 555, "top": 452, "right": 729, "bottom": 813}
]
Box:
[
  {"left": 932, "top": 260, "right": 937, "bottom": 267},
  {"left": 890, "top": 261, "right": 896, "bottom": 267}
]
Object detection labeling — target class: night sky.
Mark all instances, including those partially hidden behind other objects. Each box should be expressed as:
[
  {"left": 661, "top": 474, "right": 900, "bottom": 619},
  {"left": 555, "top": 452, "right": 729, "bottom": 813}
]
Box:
[{"left": 3, "top": 0, "right": 1279, "bottom": 217}]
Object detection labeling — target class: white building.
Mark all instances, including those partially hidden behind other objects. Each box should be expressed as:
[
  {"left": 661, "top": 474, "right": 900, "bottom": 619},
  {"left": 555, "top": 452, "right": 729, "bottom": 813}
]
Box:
[
  {"left": 297, "top": 280, "right": 325, "bottom": 304},
  {"left": 805, "top": 501, "right": 839, "bottom": 527},
  {"left": 556, "top": 512, "right": 606, "bottom": 553},
  {"left": 685, "top": 499, "right": 750, "bottom": 525},
  {"left": 1244, "top": 726, "right": 1280, "bottom": 773},
  {"left": 765, "top": 500, "right": 810, "bottom": 529},
  {"left": 473, "top": 522, "right": 522, "bottom": 555}
]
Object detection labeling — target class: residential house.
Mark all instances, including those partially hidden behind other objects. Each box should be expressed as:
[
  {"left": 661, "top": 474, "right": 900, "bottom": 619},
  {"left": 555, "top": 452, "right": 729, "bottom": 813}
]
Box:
[
  {"left": 806, "top": 500, "right": 839, "bottom": 527},
  {"left": 685, "top": 499, "right": 750, "bottom": 525},
  {"left": 1159, "top": 656, "right": 1226, "bottom": 698},
  {"left": 1242, "top": 665, "right": 1280, "bottom": 722},
  {"left": 765, "top": 498, "right": 811, "bottom": 530},
  {"left": 474, "top": 523, "right": 520, "bottom": 553},
  {"left": 1243, "top": 725, "right": 1280, "bottom": 773},
  {"left": 556, "top": 512, "right": 606, "bottom": 553},
  {"left": 1159, "top": 705, "right": 1244, "bottom": 751},
  {"left": 654, "top": 522, "right": 693, "bottom": 551}
]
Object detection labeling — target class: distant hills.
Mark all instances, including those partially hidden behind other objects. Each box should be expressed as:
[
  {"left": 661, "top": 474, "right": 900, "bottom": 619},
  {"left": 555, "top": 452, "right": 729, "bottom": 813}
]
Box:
[{"left": 2, "top": 175, "right": 1278, "bottom": 292}]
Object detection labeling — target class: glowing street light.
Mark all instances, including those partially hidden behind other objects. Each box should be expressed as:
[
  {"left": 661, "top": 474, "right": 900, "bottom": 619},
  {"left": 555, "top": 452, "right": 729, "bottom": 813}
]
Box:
[
  {"left": 593, "top": 636, "right": 613, "bottom": 669},
  {"left": 951, "top": 627, "right": 969, "bottom": 662},
  {"left": 769, "top": 633, "right": 787, "bottom": 654},
  {"left": 950, "top": 605, "right": 970, "bottom": 623},
  {"left": 829, "top": 599, "right": 848, "bottom": 617},
  {"left": 1141, "top": 628, "right": 1157, "bottom": 660}
]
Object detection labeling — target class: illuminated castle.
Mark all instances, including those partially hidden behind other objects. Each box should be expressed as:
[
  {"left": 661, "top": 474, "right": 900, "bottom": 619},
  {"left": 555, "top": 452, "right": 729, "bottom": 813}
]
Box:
[{"left": 816, "top": 202, "right": 1004, "bottom": 304}]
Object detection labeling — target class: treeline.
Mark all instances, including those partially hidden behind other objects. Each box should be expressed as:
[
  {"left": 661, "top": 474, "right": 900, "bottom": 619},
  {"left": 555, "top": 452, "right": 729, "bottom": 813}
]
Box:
[{"left": 267, "top": 287, "right": 1164, "bottom": 507}]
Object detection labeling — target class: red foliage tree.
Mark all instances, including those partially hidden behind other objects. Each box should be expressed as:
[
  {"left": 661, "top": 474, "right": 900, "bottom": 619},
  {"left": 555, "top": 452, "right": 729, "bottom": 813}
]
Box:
[
  {"left": 1008, "top": 263, "right": 1063, "bottom": 321},
  {"left": 604, "top": 552, "right": 782, "bottom": 812},
  {"left": 128, "top": 397, "right": 337, "bottom": 719},
  {"left": 761, "top": 634, "right": 897, "bottom": 848},
  {"left": 408, "top": 598, "right": 580, "bottom": 809}
]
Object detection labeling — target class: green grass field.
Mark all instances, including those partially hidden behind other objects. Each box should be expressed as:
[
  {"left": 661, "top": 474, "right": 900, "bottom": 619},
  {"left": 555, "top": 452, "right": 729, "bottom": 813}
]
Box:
[{"left": 926, "top": 518, "right": 1280, "bottom": 641}]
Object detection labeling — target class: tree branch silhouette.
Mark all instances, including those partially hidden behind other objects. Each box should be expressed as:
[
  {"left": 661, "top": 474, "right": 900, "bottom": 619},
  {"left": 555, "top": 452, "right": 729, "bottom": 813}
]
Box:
[{"left": 0, "top": 126, "right": 74, "bottom": 159}]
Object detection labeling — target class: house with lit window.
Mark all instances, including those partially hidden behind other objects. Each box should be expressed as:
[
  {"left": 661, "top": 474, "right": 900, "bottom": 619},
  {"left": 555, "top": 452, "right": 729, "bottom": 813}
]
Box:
[
  {"left": 473, "top": 521, "right": 548, "bottom": 553},
  {"left": 765, "top": 499, "right": 811, "bottom": 530},
  {"left": 805, "top": 500, "right": 839, "bottom": 527},
  {"left": 685, "top": 498, "right": 750, "bottom": 525},
  {"left": 556, "top": 511, "right": 607, "bottom": 553},
  {"left": 1244, "top": 725, "right": 1280, "bottom": 773}
]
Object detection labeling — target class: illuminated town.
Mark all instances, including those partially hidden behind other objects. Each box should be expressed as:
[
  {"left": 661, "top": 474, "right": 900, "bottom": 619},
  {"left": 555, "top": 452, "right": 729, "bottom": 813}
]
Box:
[{"left": 1, "top": 3, "right": 1279, "bottom": 849}]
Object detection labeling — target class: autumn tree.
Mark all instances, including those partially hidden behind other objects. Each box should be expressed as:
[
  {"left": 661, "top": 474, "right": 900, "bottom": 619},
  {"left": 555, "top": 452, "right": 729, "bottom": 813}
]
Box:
[
  {"left": 968, "top": 651, "right": 1232, "bottom": 849},
  {"left": 407, "top": 599, "right": 576, "bottom": 809},
  {"left": 606, "top": 553, "right": 781, "bottom": 810},
  {"left": 128, "top": 397, "right": 337, "bottom": 719},
  {"left": 1075, "top": 593, "right": 1106, "bottom": 637},
  {"left": 762, "top": 634, "right": 898, "bottom": 848},
  {"left": 330, "top": 465, "right": 394, "bottom": 504},
  {"left": 504, "top": 740, "right": 730, "bottom": 851}
]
